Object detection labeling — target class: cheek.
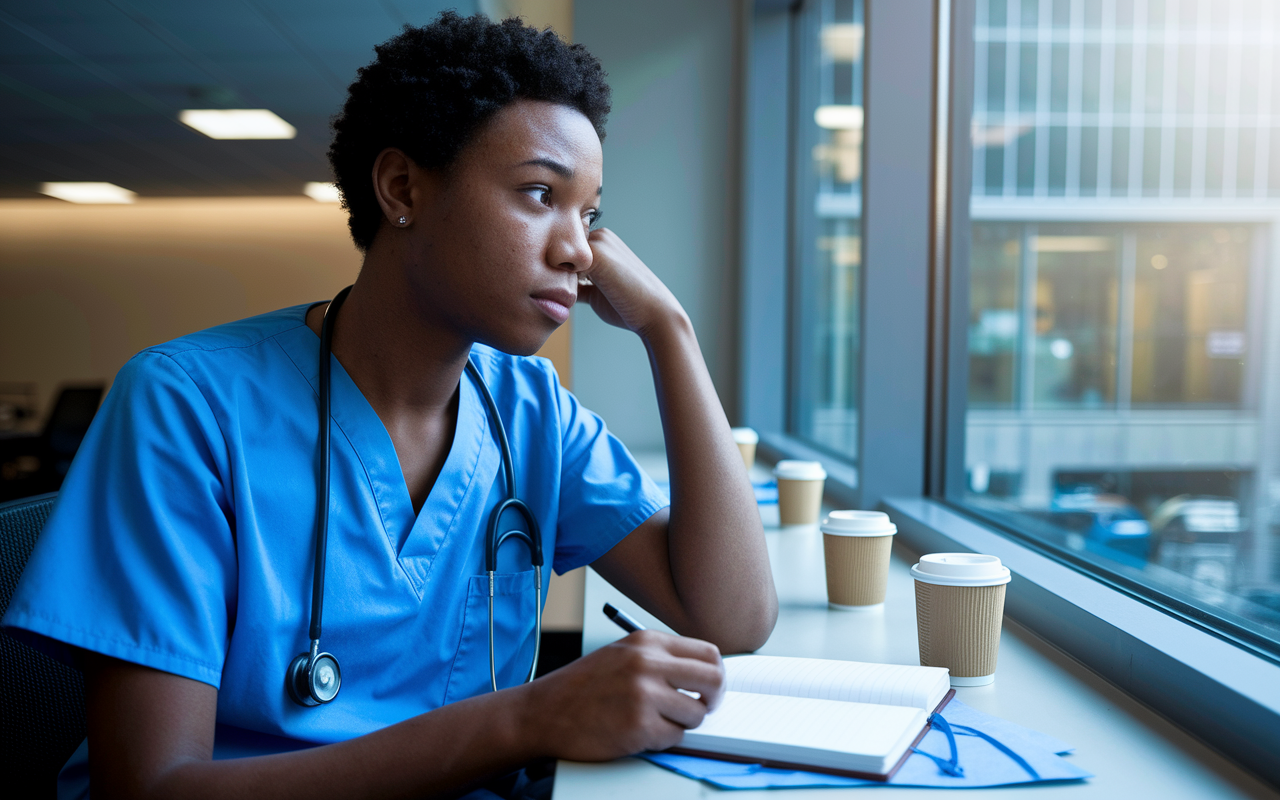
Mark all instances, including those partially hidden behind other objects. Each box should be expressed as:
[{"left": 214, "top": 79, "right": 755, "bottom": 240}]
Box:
[
  {"left": 459, "top": 222, "right": 548, "bottom": 308},
  {"left": 474, "top": 218, "right": 547, "bottom": 278}
]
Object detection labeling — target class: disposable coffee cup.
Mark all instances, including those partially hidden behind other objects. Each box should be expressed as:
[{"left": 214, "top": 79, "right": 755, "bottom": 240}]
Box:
[
  {"left": 822, "top": 510, "right": 896, "bottom": 611},
  {"left": 911, "top": 553, "right": 1011, "bottom": 686},
  {"left": 774, "top": 460, "right": 826, "bottom": 526},
  {"left": 731, "top": 427, "right": 759, "bottom": 471}
]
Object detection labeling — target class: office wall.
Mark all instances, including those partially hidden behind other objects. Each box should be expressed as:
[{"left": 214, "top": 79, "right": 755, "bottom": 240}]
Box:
[
  {"left": 571, "top": 0, "right": 745, "bottom": 452},
  {"left": 0, "top": 196, "right": 574, "bottom": 422},
  {"left": 0, "top": 198, "right": 362, "bottom": 418}
]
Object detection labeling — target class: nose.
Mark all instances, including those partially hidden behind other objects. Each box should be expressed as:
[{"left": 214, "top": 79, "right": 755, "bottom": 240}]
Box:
[{"left": 546, "top": 212, "right": 593, "bottom": 274}]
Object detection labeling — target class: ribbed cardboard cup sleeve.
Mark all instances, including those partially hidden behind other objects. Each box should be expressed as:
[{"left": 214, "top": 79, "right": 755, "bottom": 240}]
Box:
[
  {"left": 914, "top": 582, "right": 1006, "bottom": 678},
  {"left": 777, "top": 478, "right": 824, "bottom": 525},
  {"left": 823, "top": 534, "right": 892, "bottom": 606}
]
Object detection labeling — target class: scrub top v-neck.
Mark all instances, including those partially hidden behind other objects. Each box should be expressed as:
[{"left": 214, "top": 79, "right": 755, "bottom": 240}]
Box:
[{"left": 3, "top": 303, "right": 668, "bottom": 754}]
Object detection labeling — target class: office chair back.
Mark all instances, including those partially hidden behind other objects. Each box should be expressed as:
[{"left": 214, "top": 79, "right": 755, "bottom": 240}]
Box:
[
  {"left": 42, "top": 386, "right": 103, "bottom": 478},
  {"left": 0, "top": 493, "right": 86, "bottom": 797}
]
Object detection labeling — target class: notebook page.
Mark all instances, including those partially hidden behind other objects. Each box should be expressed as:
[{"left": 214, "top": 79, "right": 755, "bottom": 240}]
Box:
[
  {"left": 679, "top": 691, "right": 927, "bottom": 774},
  {"left": 724, "top": 655, "right": 949, "bottom": 710}
]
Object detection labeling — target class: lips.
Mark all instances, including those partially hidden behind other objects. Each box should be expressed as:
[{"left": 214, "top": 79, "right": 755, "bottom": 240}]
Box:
[{"left": 531, "top": 287, "right": 576, "bottom": 324}]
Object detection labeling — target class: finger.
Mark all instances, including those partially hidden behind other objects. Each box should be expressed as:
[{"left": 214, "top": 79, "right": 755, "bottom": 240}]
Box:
[
  {"left": 638, "top": 630, "right": 724, "bottom": 666},
  {"left": 662, "top": 659, "right": 726, "bottom": 711},
  {"left": 628, "top": 632, "right": 725, "bottom": 703},
  {"left": 652, "top": 684, "right": 711, "bottom": 731},
  {"left": 643, "top": 714, "right": 691, "bottom": 753},
  {"left": 653, "top": 652, "right": 722, "bottom": 693}
]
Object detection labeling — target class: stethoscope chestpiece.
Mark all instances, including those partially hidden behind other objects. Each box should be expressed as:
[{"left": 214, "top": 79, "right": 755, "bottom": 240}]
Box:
[{"left": 287, "top": 646, "right": 342, "bottom": 706}]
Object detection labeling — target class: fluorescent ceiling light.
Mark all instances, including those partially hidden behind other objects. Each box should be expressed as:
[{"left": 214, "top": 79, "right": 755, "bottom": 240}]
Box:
[
  {"left": 972, "top": 121, "right": 1033, "bottom": 147},
  {"left": 179, "top": 109, "right": 296, "bottom": 140},
  {"left": 1033, "top": 236, "right": 1114, "bottom": 253},
  {"left": 821, "top": 23, "right": 864, "bottom": 62},
  {"left": 304, "top": 182, "right": 341, "bottom": 203},
  {"left": 815, "top": 105, "right": 863, "bottom": 130},
  {"left": 40, "top": 182, "right": 136, "bottom": 204}
]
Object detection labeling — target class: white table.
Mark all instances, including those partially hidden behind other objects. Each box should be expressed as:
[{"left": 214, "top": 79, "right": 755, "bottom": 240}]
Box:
[{"left": 553, "top": 476, "right": 1279, "bottom": 799}]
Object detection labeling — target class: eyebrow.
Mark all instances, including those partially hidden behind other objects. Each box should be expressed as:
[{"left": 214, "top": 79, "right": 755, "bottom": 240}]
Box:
[
  {"left": 517, "top": 157, "right": 603, "bottom": 196},
  {"left": 519, "top": 157, "right": 573, "bottom": 178}
]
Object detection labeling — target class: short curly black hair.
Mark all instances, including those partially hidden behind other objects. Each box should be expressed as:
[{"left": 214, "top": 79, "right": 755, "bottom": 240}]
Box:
[{"left": 328, "top": 11, "right": 611, "bottom": 252}]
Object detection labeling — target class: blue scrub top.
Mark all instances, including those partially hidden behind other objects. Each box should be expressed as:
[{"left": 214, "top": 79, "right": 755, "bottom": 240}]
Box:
[{"left": 3, "top": 304, "right": 668, "bottom": 772}]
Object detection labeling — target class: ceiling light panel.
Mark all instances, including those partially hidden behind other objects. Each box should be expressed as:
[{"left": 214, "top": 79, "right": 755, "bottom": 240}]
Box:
[
  {"left": 40, "top": 182, "right": 137, "bottom": 204},
  {"left": 814, "top": 105, "right": 864, "bottom": 130},
  {"left": 179, "top": 109, "right": 297, "bottom": 140},
  {"left": 304, "top": 182, "right": 341, "bottom": 202}
]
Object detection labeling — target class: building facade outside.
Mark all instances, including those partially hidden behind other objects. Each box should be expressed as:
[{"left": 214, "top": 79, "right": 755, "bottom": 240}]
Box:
[
  {"left": 795, "top": 0, "right": 1280, "bottom": 637},
  {"left": 965, "top": 0, "right": 1280, "bottom": 629}
]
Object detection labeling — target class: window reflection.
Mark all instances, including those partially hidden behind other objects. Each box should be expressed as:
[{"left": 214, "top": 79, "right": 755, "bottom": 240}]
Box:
[
  {"left": 964, "top": 0, "right": 1280, "bottom": 647},
  {"left": 1031, "top": 231, "right": 1119, "bottom": 407},
  {"left": 969, "top": 225, "right": 1021, "bottom": 408},
  {"left": 795, "top": 0, "right": 864, "bottom": 459},
  {"left": 1132, "top": 227, "right": 1249, "bottom": 406}
]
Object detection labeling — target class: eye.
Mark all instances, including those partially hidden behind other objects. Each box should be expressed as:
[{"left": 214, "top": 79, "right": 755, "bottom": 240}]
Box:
[
  {"left": 520, "top": 185, "right": 552, "bottom": 205},
  {"left": 586, "top": 209, "right": 603, "bottom": 230}
]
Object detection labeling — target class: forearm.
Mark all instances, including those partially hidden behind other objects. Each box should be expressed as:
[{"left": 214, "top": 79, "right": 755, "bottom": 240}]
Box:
[
  {"left": 94, "top": 678, "right": 542, "bottom": 800},
  {"left": 642, "top": 311, "right": 777, "bottom": 651}
]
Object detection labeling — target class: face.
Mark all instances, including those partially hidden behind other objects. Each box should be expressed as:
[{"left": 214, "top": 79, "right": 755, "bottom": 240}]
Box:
[{"left": 388, "top": 99, "right": 603, "bottom": 356}]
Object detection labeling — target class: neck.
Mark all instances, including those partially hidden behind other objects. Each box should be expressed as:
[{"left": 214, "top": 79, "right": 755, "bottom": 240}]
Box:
[{"left": 312, "top": 244, "right": 470, "bottom": 416}]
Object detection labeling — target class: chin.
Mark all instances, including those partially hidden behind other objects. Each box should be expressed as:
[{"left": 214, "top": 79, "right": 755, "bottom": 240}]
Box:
[{"left": 476, "top": 325, "right": 556, "bottom": 358}]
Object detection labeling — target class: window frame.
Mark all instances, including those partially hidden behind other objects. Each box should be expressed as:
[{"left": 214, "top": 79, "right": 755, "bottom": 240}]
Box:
[{"left": 738, "top": 0, "right": 1280, "bottom": 787}]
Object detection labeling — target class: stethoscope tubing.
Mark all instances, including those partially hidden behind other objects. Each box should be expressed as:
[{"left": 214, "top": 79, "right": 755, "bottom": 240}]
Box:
[{"left": 300, "top": 285, "right": 543, "bottom": 705}]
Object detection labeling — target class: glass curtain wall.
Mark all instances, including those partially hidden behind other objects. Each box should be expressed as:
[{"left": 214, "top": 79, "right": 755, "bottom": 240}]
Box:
[
  {"left": 962, "top": 0, "right": 1280, "bottom": 649},
  {"left": 792, "top": 0, "right": 865, "bottom": 459}
]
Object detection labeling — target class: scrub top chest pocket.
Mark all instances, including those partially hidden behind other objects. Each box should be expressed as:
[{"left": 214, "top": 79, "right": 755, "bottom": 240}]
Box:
[{"left": 444, "top": 568, "right": 540, "bottom": 704}]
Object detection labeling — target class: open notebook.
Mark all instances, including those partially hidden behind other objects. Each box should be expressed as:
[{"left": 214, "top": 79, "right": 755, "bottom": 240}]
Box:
[{"left": 672, "top": 655, "right": 954, "bottom": 781}]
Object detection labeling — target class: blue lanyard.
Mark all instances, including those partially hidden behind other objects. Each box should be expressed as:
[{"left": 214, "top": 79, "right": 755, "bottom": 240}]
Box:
[{"left": 911, "top": 712, "right": 1043, "bottom": 781}]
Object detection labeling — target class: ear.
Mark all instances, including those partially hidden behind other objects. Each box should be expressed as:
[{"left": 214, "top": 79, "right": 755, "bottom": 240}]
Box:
[{"left": 371, "top": 148, "right": 436, "bottom": 229}]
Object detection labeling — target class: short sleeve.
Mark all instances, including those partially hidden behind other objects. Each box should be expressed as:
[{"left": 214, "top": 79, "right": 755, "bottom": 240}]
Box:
[
  {"left": 1, "top": 351, "right": 236, "bottom": 688},
  {"left": 551, "top": 380, "right": 669, "bottom": 575}
]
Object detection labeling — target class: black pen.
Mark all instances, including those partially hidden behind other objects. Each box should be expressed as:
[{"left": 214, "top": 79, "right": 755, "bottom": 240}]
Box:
[{"left": 603, "top": 602, "right": 646, "bottom": 633}]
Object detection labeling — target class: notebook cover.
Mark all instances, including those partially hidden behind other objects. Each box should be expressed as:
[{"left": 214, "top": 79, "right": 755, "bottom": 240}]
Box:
[{"left": 666, "top": 688, "right": 956, "bottom": 782}]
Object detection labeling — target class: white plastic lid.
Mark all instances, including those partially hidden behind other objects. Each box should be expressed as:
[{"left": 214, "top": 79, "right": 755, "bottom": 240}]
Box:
[
  {"left": 773, "top": 460, "right": 827, "bottom": 481},
  {"left": 910, "top": 553, "right": 1011, "bottom": 587},
  {"left": 821, "top": 510, "right": 896, "bottom": 537},
  {"left": 731, "top": 427, "right": 759, "bottom": 444}
]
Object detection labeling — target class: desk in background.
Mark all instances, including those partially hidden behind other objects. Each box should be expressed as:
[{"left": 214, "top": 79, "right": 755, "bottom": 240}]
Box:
[{"left": 553, "top": 464, "right": 1277, "bottom": 799}]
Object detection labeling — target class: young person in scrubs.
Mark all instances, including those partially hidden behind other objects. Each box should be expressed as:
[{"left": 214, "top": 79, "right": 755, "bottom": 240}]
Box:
[{"left": 2, "top": 12, "right": 777, "bottom": 800}]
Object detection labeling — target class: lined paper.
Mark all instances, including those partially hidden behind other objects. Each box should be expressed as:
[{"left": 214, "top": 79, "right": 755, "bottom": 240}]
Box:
[{"left": 724, "top": 655, "right": 949, "bottom": 711}]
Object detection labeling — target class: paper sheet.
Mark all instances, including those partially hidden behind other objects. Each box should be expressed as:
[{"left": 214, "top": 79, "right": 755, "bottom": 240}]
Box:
[{"left": 726, "top": 655, "right": 950, "bottom": 710}]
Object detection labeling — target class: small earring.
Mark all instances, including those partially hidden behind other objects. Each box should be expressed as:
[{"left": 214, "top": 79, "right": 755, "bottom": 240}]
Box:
[{"left": 398, "top": 216, "right": 407, "bottom": 225}]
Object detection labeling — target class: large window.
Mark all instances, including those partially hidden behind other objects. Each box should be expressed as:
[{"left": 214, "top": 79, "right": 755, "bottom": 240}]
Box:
[
  {"left": 791, "top": 0, "right": 865, "bottom": 460},
  {"left": 962, "top": 0, "right": 1280, "bottom": 650},
  {"left": 753, "top": 0, "right": 1280, "bottom": 778}
]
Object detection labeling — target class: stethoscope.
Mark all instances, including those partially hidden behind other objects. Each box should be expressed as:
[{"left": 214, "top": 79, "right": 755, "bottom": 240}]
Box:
[{"left": 286, "top": 285, "right": 544, "bottom": 707}]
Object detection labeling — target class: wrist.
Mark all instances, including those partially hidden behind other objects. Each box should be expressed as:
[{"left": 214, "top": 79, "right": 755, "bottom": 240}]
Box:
[
  {"left": 637, "top": 304, "right": 693, "bottom": 347},
  {"left": 504, "top": 680, "right": 551, "bottom": 760}
]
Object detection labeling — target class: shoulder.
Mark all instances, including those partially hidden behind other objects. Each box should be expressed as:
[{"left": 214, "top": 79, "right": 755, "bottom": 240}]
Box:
[
  {"left": 143, "top": 304, "right": 312, "bottom": 361},
  {"left": 110, "top": 304, "right": 316, "bottom": 423}
]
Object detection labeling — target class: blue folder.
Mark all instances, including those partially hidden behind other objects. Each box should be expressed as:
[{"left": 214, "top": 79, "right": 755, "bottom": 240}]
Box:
[{"left": 639, "top": 699, "right": 1092, "bottom": 789}]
